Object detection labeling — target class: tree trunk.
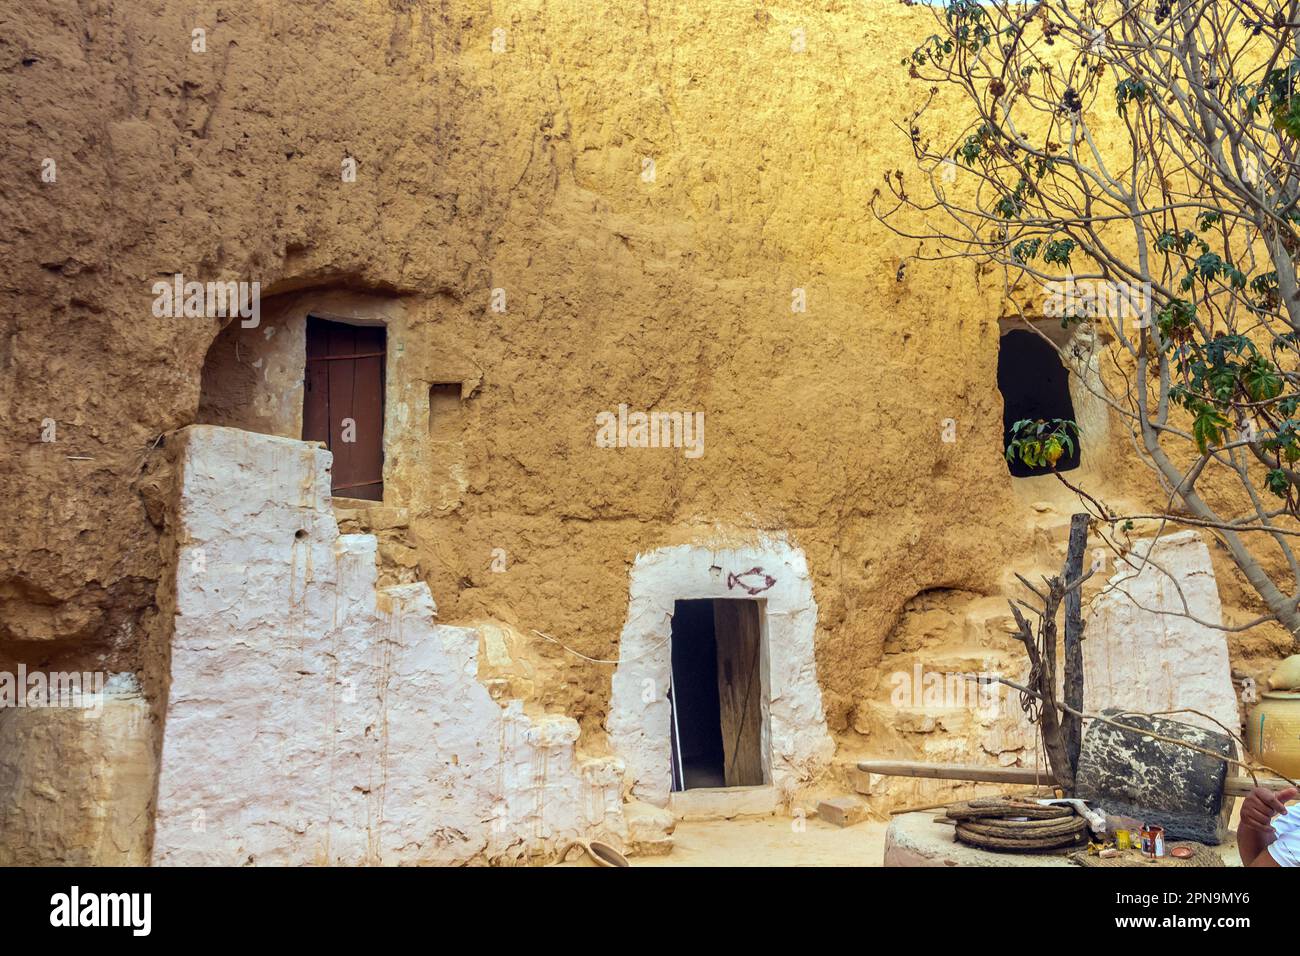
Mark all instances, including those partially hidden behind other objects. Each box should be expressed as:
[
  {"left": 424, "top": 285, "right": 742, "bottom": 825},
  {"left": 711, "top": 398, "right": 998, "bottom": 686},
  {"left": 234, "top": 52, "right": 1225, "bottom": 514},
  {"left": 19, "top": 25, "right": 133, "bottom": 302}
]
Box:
[
  {"left": 1062, "top": 512, "right": 1088, "bottom": 782},
  {"left": 1037, "top": 583, "right": 1075, "bottom": 790}
]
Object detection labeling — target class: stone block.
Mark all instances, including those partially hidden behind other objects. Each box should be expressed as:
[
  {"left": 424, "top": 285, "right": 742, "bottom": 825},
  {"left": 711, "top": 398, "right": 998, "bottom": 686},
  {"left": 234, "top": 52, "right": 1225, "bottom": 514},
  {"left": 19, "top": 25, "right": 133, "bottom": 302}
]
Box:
[
  {"left": 818, "top": 796, "right": 869, "bottom": 827},
  {"left": 669, "top": 785, "right": 779, "bottom": 821},
  {"left": 1075, "top": 710, "right": 1234, "bottom": 844},
  {"left": 624, "top": 800, "right": 675, "bottom": 856},
  {"left": 1084, "top": 532, "right": 1239, "bottom": 735},
  {"left": 849, "top": 767, "right": 880, "bottom": 795}
]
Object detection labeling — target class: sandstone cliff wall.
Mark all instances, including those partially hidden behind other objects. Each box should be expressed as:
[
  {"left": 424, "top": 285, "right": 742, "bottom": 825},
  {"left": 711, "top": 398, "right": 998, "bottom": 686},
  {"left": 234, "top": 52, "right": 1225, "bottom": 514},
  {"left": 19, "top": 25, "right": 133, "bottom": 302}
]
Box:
[{"left": 1, "top": 0, "right": 1293, "bottom": 860}]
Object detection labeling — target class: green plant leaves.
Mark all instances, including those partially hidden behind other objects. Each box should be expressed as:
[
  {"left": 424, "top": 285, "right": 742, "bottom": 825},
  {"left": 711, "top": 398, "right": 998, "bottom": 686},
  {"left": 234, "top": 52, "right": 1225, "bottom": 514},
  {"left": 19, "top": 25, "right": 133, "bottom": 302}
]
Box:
[
  {"left": 1043, "top": 238, "right": 1076, "bottom": 266},
  {"left": 1192, "top": 404, "right": 1231, "bottom": 452},
  {"left": 1116, "top": 77, "right": 1149, "bottom": 116},
  {"left": 1006, "top": 418, "right": 1079, "bottom": 469}
]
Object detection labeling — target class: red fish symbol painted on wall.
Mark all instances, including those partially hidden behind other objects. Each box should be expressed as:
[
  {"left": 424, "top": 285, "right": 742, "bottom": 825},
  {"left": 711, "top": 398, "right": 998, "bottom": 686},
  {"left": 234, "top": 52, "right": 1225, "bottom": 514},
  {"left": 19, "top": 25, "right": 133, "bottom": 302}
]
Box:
[{"left": 727, "top": 567, "right": 776, "bottom": 595}]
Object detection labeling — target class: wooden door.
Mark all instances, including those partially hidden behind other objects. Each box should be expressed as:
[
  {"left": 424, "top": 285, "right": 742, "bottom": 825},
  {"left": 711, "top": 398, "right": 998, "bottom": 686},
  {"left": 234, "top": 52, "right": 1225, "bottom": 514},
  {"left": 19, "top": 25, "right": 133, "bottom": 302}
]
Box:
[
  {"left": 303, "top": 316, "right": 386, "bottom": 501},
  {"left": 712, "top": 600, "right": 766, "bottom": 787}
]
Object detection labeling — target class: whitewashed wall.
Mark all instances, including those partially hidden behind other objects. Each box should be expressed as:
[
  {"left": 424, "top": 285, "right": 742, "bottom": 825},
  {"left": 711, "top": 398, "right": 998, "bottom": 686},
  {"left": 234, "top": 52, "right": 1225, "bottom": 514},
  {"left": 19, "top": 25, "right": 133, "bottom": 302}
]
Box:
[
  {"left": 153, "top": 426, "right": 623, "bottom": 865},
  {"left": 1084, "top": 531, "right": 1239, "bottom": 736}
]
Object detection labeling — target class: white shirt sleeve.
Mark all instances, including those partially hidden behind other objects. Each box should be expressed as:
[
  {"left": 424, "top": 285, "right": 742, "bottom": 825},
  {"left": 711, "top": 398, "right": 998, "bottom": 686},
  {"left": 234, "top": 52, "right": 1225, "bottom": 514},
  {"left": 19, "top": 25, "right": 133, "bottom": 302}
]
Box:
[{"left": 1267, "top": 805, "right": 1300, "bottom": 866}]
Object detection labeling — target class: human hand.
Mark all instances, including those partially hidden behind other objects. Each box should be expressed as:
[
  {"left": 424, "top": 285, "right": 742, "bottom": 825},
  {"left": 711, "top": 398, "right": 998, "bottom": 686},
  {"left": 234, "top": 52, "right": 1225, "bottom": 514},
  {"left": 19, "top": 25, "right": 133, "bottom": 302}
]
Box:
[{"left": 1241, "top": 786, "right": 1299, "bottom": 831}]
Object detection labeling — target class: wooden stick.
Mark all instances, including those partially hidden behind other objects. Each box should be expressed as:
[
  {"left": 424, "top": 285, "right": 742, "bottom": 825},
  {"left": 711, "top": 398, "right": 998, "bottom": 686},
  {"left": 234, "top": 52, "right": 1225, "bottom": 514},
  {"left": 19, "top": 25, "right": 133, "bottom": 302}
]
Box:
[
  {"left": 1063, "top": 513, "right": 1089, "bottom": 780},
  {"left": 887, "top": 789, "right": 1059, "bottom": 815},
  {"left": 860, "top": 760, "right": 1052, "bottom": 786},
  {"left": 856, "top": 759, "right": 1291, "bottom": 798}
]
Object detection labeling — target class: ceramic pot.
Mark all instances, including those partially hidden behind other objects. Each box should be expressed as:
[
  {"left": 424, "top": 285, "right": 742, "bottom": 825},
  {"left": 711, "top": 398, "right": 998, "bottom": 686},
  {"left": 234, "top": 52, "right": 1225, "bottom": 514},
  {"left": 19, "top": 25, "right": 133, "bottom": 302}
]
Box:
[
  {"left": 564, "top": 840, "right": 630, "bottom": 867},
  {"left": 1247, "top": 691, "right": 1300, "bottom": 779}
]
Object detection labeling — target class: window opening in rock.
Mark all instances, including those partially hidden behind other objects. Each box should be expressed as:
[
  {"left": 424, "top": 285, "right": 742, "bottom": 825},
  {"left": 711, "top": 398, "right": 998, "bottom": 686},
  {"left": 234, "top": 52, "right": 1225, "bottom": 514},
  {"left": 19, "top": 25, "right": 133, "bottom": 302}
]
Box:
[{"left": 997, "top": 328, "right": 1081, "bottom": 477}]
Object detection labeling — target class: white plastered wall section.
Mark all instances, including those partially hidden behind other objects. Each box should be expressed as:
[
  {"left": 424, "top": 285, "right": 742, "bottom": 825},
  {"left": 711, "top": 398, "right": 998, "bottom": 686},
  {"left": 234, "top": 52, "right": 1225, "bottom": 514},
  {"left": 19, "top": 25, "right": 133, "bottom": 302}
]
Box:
[
  {"left": 153, "top": 425, "right": 624, "bottom": 865},
  {"left": 607, "top": 541, "right": 835, "bottom": 807},
  {"left": 1083, "top": 530, "right": 1239, "bottom": 736}
]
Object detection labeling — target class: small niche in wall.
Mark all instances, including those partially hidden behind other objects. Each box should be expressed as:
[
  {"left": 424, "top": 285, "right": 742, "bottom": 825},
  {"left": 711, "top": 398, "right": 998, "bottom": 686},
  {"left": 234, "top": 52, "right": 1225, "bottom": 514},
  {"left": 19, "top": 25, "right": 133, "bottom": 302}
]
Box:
[{"left": 428, "top": 383, "right": 464, "bottom": 440}]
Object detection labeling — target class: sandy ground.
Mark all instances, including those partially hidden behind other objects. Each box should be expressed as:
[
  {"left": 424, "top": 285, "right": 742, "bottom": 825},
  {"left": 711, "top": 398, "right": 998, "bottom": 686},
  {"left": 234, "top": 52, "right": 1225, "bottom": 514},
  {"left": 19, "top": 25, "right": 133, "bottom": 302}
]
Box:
[
  {"left": 558, "top": 815, "right": 892, "bottom": 867},
  {"left": 561, "top": 806, "right": 1249, "bottom": 867}
]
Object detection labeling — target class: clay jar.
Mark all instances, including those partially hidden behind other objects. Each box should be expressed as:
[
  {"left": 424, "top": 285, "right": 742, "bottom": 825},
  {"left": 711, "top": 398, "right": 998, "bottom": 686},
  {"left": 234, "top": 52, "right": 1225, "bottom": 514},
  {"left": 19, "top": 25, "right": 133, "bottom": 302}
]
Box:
[{"left": 1247, "top": 690, "right": 1300, "bottom": 779}]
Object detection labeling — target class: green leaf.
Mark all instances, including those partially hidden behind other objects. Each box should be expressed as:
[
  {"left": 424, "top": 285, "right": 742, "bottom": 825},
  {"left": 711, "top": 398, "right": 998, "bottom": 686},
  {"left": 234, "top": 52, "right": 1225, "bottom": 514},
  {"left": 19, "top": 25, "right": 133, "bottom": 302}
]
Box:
[
  {"left": 1156, "top": 299, "right": 1196, "bottom": 340},
  {"left": 1155, "top": 228, "right": 1195, "bottom": 253},
  {"left": 1043, "top": 238, "right": 1076, "bottom": 266},
  {"left": 1116, "top": 77, "right": 1149, "bottom": 117},
  {"left": 1190, "top": 252, "right": 1247, "bottom": 289},
  {"left": 1005, "top": 418, "right": 1078, "bottom": 469},
  {"left": 1244, "top": 356, "right": 1283, "bottom": 402},
  {"left": 1011, "top": 238, "right": 1042, "bottom": 263},
  {"left": 1192, "top": 405, "right": 1231, "bottom": 452}
]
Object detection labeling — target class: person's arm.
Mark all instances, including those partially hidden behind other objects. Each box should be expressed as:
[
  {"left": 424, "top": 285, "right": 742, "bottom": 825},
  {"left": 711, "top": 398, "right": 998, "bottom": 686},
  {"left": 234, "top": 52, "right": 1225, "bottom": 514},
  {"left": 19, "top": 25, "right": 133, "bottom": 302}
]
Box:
[
  {"left": 1238, "top": 786, "right": 1298, "bottom": 867},
  {"left": 1250, "top": 847, "right": 1281, "bottom": 867}
]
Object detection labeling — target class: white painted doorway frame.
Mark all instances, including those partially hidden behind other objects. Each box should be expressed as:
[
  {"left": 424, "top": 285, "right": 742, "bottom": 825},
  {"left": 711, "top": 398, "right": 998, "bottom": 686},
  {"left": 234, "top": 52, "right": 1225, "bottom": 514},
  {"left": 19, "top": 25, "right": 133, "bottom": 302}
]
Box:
[{"left": 607, "top": 539, "right": 834, "bottom": 807}]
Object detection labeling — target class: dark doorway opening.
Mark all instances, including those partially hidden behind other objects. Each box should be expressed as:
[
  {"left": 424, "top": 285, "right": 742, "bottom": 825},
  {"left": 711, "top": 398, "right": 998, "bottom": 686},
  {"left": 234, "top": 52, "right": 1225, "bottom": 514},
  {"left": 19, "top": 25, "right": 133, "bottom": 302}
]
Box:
[
  {"left": 997, "top": 328, "right": 1081, "bottom": 477},
  {"left": 669, "top": 598, "right": 766, "bottom": 791},
  {"left": 303, "top": 316, "right": 386, "bottom": 501}
]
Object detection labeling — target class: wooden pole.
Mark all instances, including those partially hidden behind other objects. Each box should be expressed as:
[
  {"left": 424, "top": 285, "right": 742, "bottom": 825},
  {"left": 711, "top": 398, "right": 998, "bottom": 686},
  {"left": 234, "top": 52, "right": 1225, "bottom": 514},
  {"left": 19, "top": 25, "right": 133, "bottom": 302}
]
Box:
[
  {"left": 859, "top": 760, "right": 1055, "bottom": 786},
  {"left": 856, "top": 759, "right": 1289, "bottom": 798},
  {"left": 1063, "top": 512, "right": 1089, "bottom": 780},
  {"left": 1007, "top": 585, "right": 1074, "bottom": 789}
]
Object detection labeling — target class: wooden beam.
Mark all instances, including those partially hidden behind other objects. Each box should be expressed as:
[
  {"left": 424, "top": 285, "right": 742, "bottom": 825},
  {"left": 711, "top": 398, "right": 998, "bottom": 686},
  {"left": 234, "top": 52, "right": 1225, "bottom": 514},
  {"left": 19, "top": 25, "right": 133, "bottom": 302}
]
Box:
[
  {"left": 859, "top": 760, "right": 1050, "bottom": 786},
  {"left": 856, "top": 759, "right": 1288, "bottom": 798},
  {"left": 1062, "top": 513, "right": 1089, "bottom": 779}
]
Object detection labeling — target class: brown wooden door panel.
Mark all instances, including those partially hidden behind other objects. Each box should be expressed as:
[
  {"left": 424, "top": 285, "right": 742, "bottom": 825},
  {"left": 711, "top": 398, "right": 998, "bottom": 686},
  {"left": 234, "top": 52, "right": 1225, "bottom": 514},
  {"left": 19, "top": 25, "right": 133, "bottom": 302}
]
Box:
[
  {"left": 302, "top": 360, "right": 330, "bottom": 447},
  {"left": 303, "top": 316, "right": 385, "bottom": 501},
  {"left": 713, "top": 600, "right": 765, "bottom": 787},
  {"left": 326, "top": 330, "right": 357, "bottom": 490},
  {"left": 349, "top": 356, "right": 384, "bottom": 497}
]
